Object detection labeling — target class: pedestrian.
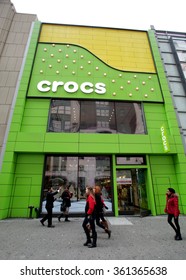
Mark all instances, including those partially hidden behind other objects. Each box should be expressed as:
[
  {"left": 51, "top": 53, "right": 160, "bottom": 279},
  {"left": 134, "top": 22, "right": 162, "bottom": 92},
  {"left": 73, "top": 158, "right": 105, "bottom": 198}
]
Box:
[
  {"left": 82, "top": 186, "right": 97, "bottom": 248},
  {"left": 94, "top": 185, "right": 111, "bottom": 238},
  {"left": 58, "top": 185, "right": 73, "bottom": 222},
  {"left": 164, "top": 187, "right": 182, "bottom": 240},
  {"left": 40, "top": 187, "right": 60, "bottom": 227}
]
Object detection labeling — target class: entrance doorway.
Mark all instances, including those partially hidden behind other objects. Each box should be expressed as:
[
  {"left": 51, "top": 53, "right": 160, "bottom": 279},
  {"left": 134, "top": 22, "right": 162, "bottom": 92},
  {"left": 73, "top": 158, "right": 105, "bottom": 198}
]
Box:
[{"left": 117, "top": 169, "right": 149, "bottom": 216}]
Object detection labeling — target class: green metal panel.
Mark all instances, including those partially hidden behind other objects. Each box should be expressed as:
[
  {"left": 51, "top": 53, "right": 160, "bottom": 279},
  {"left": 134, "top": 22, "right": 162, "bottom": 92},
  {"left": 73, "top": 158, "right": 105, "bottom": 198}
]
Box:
[
  {"left": 9, "top": 154, "right": 44, "bottom": 218},
  {"left": 27, "top": 43, "right": 163, "bottom": 102}
]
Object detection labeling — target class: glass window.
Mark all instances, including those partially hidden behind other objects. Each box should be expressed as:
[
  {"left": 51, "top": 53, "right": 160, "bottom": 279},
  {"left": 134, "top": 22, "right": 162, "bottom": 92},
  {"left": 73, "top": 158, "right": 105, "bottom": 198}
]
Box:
[
  {"left": 48, "top": 100, "right": 80, "bottom": 132},
  {"left": 174, "top": 40, "right": 186, "bottom": 51},
  {"left": 41, "top": 156, "right": 112, "bottom": 214},
  {"left": 115, "top": 102, "right": 145, "bottom": 134},
  {"left": 48, "top": 100, "right": 146, "bottom": 134},
  {"left": 80, "top": 100, "right": 116, "bottom": 133},
  {"left": 181, "top": 63, "right": 186, "bottom": 78},
  {"left": 116, "top": 156, "right": 146, "bottom": 165},
  {"left": 177, "top": 51, "right": 186, "bottom": 62}
]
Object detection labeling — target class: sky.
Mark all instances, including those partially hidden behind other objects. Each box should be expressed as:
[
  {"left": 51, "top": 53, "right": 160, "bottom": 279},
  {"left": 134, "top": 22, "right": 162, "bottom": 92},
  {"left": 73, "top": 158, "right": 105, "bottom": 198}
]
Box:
[{"left": 11, "top": 0, "right": 186, "bottom": 32}]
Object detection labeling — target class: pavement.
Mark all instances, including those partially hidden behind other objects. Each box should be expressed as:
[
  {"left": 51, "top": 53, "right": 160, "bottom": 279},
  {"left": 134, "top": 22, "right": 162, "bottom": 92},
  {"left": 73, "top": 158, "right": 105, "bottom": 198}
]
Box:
[{"left": 0, "top": 215, "right": 186, "bottom": 260}]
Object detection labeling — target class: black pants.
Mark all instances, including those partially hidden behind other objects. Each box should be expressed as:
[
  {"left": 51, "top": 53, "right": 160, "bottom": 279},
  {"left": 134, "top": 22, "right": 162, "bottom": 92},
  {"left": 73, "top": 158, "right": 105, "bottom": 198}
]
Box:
[
  {"left": 82, "top": 216, "right": 97, "bottom": 245},
  {"left": 95, "top": 212, "right": 106, "bottom": 229},
  {"left": 41, "top": 207, "right": 53, "bottom": 226},
  {"left": 167, "top": 214, "right": 181, "bottom": 235}
]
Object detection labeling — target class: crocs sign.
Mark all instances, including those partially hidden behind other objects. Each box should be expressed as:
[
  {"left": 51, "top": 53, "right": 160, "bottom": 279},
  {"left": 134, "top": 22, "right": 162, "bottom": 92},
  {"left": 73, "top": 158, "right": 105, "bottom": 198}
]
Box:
[
  {"left": 160, "top": 125, "right": 170, "bottom": 153},
  {"left": 37, "top": 80, "right": 106, "bottom": 95}
]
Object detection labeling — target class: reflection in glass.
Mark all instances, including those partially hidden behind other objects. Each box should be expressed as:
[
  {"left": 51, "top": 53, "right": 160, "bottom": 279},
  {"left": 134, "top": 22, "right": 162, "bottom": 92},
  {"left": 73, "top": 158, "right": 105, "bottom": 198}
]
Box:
[
  {"left": 48, "top": 100, "right": 80, "bottom": 132},
  {"left": 116, "top": 156, "right": 145, "bottom": 165},
  {"left": 116, "top": 102, "right": 145, "bottom": 134},
  {"left": 48, "top": 100, "right": 146, "bottom": 134},
  {"left": 41, "top": 156, "right": 112, "bottom": 214},
  {"left": 174, "top": 40, "right": 186, "bottom": 51},
  {"left": 181, "top": 63, "right": 186, "bottom": 78},
  {"left": 80, "top": 101, "right": 116, "bottom": 133}
]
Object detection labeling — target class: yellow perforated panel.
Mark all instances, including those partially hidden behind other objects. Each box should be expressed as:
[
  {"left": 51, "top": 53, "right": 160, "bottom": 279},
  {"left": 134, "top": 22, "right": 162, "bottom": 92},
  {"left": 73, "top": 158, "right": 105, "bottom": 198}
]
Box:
[{"left": 39, "top": 24, "right": 156, "bottom": 73}]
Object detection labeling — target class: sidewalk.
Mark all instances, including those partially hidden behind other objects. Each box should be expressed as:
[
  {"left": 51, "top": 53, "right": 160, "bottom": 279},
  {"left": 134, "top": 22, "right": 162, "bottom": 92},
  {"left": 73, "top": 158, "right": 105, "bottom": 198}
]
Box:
[{"left": 0, "top": 215, "right": 186, "bottom": 260}]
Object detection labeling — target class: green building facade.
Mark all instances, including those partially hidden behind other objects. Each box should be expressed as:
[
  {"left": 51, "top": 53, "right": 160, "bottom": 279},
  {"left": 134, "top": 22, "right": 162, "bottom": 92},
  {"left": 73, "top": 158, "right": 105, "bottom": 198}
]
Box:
[{"left": 0, "top": 22, "right": 186, "bottom": 219}]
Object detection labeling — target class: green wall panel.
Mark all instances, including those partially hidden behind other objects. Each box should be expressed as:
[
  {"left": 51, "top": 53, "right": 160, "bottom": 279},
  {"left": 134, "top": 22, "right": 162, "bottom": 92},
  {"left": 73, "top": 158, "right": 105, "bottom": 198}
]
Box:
[
  {"left": 9, "top": 153, "right": 44, "bottom": 218},
  {"left": 79, "top": 143, "right": 120, "bottom": 154},
  {"left": 45, "top": 133, "right": 79, "bottom": 143},
  {"left": 44, "top": 142, "right": 79, "bottom": 153},
  {"left": 149, "top": 155, "right": 181, "bottom": 214}
]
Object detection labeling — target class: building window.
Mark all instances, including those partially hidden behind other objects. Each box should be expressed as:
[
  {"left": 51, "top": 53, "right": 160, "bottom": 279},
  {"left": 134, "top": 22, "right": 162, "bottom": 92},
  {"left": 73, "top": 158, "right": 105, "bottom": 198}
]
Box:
[
  {"left": 173, "top": 39, "right": 186, "bottom": 79},
  {"left": 42, "top": 155, "right": 112, "bottom": 214},
  {"left": 48, "top": 99, "right": 146, "bottom": 134},
  {"left": 116, "top": 156, "right": 146, "bottom": 165}
]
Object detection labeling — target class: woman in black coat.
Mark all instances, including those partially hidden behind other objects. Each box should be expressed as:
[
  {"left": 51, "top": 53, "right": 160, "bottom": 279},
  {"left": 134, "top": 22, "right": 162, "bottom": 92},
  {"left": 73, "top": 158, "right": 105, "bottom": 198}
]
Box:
[
  {"left": 58, "top": 186, "right": 73, "bottom": 222},
  {"left": 94, "top": 186, "right": 111, "bottom": 238}
]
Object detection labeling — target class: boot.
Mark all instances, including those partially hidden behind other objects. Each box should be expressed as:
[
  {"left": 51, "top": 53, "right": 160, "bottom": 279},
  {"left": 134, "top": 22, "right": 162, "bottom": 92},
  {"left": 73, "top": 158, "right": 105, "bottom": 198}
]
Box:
[
  {"left": 65, "top": 215, "right": 70, "bottom": 222},
  {"left": 175, "top": 234, "right": 182, "bottom": 240},
  {"left": 84, "top": 240, "right": 92, "bottom": 246},
  {"left": 84, "top": 227, "right": 92, "bottom": 246},
  {"left": 88, "top": 232, "right": 97, "bottom": 248},
  {"left": 105, "top": 228, "right": 111, "bottom": 238},
  {"left": 58, "top": 213, "right": 63, "bottom": 222}
]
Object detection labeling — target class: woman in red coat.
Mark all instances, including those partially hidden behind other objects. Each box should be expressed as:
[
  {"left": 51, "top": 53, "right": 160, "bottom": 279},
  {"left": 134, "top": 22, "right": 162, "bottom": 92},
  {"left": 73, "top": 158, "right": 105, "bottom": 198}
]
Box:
[
  {"left": 164, "top": 188, "right": 182, "bottom": 240},
  {"left": 82, "top": 186, "right": 97, "bottom": 248}
]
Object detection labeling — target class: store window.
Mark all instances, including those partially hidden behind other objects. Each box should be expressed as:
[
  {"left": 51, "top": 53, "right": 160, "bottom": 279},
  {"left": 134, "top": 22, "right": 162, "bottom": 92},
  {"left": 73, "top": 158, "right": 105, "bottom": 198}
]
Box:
[
  {"left": 48, "top": 100, "right": 80, "bottom": 132},
  {"left": 116, "top": 156, "right": 146, "bottom": 165},
  {"left": 48, "top": 99, "right": 146, "bottom": 134},
  {"left": 41, "top": 156, "right": 112, "bottom": 214}
]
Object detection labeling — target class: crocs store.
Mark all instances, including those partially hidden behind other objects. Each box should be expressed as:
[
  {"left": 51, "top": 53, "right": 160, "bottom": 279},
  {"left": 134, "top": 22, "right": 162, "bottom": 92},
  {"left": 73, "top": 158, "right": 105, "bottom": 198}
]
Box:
[{"left": 0, "top": 23, "right": 186, "bottom": 219}]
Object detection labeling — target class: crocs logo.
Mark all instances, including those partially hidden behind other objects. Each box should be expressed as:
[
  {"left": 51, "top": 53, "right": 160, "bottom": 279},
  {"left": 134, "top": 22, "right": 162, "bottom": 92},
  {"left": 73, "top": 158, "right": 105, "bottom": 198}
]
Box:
[
  {"left": 37, "top": 80, "right": 106, "bottom": 95},
  {"left": 160, "top": 125, "right": 170, "bottom": 152}
]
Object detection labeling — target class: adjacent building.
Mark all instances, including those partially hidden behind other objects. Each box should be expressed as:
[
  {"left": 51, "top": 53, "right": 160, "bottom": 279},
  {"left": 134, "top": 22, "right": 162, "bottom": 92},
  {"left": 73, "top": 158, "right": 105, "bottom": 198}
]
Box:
[{"left": 0, "top": 1, "right": 186, "bottom": 219}]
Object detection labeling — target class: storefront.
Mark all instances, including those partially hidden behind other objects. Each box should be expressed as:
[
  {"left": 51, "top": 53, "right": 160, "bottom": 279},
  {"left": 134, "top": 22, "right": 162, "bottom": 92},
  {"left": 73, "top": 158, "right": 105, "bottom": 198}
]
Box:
[
  {"left": 41, "top": 155, "right": 149, "bottom": 216},
  {"left": 0, "top": 23, "right": 186, "bottom": 219}
]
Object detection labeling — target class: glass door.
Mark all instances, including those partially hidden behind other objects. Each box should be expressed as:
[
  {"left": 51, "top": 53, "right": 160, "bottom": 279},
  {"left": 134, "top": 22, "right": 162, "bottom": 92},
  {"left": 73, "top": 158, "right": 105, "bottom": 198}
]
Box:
[
  {"left": 117, "top": 169, "right": 138, "bottom": 215},
  {"left": 117, "top": 169, "right": 150, "bottom": 216},
  {"left": 136, "top": 169, "right": 150, "bottom": 217}
]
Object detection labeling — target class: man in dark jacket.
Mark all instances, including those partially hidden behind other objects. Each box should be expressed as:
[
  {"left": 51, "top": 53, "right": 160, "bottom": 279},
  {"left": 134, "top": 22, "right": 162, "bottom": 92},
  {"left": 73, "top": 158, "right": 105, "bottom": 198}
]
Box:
[{"left": 40, "top": 187, "right": 59, "bottom": 227}]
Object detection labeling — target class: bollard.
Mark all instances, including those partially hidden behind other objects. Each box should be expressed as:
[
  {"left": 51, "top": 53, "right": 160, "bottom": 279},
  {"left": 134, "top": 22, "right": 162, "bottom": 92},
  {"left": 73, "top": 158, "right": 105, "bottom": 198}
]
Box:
[
  {"left": 28, "top": 206, "right": 34, "bottom": 218},
  {"left": 35, "top": 207, "right": 39, "bottom": 218}
]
